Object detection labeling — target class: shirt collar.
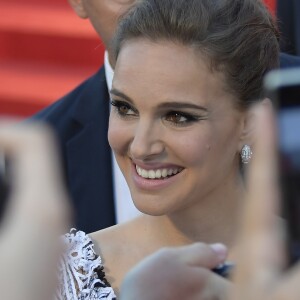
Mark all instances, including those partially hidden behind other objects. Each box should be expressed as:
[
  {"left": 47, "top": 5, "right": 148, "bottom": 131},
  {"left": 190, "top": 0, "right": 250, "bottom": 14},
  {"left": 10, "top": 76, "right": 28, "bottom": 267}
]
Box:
[{"left": 104, "top": 51, "right": 114, "bottom": 93}]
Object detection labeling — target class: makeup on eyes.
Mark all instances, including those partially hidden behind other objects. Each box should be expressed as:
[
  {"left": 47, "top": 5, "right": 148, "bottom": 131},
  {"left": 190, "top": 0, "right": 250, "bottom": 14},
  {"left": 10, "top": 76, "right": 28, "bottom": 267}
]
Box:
[
  {"left": 110, "top": 88, "right": 209, "bottom": 113},
  {"left": 110, "top": 99, "right": 207, "bottom": 127},
  {"left": 111, "top": 99, "right": 137, "bottom": 116},
  {"left": 164, "top": 111, "right": 202, "bottom": 125}
]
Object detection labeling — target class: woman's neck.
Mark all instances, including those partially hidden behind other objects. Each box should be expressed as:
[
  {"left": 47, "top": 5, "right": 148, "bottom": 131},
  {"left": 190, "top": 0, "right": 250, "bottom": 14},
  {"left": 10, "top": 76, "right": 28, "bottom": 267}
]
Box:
[{"left": 142, "top": 173, "right": 244, "bottom": 252}]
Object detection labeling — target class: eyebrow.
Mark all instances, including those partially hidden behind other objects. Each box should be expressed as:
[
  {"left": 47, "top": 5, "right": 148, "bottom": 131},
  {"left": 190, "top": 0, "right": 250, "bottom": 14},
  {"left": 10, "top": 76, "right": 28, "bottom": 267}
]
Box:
[
  {"left": 157, "top": 102, "right": 208, "bottom": 112},
  {"left": 110, "top": 88, "right": 208, "bottom": 112},
  {"left": 110, "top": 89, "right": 134, "bottom": 103}
]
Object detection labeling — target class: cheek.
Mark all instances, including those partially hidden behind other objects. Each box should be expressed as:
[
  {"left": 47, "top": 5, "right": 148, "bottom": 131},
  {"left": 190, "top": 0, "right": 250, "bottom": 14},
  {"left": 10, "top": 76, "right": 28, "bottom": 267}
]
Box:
[
  {"left": 170, "top": 132, "right": 212, "bottom": 167},
  {"left": 173, "top": 123, "right": 239, "bottom": 169},
  {"left": 205, "top": 122, "right": 241, "bottom": 170},
  {"left": 108, "top": 118, "right": 131, "bottom": 155}
]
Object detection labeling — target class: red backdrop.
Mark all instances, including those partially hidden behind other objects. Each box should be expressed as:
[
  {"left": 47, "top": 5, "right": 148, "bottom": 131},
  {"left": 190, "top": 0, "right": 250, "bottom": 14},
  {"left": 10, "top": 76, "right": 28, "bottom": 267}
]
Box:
[
  {"left": 264, "top": 0, "right": 276, "bottom": 15},
  {"left": 0, "top": 0, "right": 277, "bottom": 117}
]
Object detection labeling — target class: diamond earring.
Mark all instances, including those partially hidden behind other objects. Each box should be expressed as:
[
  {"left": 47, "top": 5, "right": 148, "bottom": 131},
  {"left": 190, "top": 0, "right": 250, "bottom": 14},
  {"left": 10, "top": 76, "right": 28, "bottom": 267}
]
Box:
[{"left": 241, "top": 145, "right": 252, "bottom": 164}]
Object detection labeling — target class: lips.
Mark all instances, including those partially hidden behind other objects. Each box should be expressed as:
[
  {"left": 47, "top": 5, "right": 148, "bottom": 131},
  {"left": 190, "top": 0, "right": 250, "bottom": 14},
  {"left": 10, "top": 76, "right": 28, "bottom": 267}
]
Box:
[
  {"left": 135, "top": 165, "right": 183, "bottom": 179},
  {"left": 131, "top": 159, "right": 185, "bottom": 191}
]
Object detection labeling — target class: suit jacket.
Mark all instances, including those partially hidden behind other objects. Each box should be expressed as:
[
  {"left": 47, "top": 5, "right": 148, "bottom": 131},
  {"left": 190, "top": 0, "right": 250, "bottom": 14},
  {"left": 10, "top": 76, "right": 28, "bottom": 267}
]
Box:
[
  {"left": 33, "top": 66, "right": 115, "bottom": 233},
  {"left": 277, "top": 0, "right": 300, "bottom": 56},
  {"left": 32, "top": 54, "right": 300, "bottom": 233},
  {"left": 280, "top": 52, "right": 300, "bottom": 68}
]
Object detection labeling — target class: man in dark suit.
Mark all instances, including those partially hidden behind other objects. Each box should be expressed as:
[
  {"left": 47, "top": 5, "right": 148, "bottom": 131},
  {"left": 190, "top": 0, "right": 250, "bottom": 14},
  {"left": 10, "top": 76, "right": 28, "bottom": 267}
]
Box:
[
  {"left": 33, "top": 0, "right": 140, "bottom": 233},
  {"left": 280, "top": 52, "right": 300, "bottom": 68},
  {"left": 277, "top": 0, "right": 300, "bottom": 56},
  {"left": 33, "top": 0, "right": 300, "bottom": 233}
]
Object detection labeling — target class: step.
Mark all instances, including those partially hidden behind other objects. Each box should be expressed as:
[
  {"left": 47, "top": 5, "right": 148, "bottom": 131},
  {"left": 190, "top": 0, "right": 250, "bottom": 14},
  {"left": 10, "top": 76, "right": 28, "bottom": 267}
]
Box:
[
  {"left": 0, "top": 60, "right": 98, "bottom": 117},
  {"left": 0, "top": 31, "right": 104, "bottom": 68},
  {"left": 0, "top": 2, "right": 97, "bottom": 39},
  {"left": 0, "top": 0, "right": 70, "bottom": 9},
  {"left": 0, "top": 1, "right": 104, "bottom": 68}
]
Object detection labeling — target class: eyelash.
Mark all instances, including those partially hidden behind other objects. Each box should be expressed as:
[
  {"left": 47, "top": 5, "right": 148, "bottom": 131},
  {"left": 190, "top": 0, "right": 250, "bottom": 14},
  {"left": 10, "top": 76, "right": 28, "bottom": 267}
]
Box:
[
  {"left": 111, "top": 100, "right": 137, "bottom": 117},
  {"left": 164, "top": 111, "right": 200, "bottom": 126},
  {"left": 110, "top": 99, "right": 201, "bottom": 126}
]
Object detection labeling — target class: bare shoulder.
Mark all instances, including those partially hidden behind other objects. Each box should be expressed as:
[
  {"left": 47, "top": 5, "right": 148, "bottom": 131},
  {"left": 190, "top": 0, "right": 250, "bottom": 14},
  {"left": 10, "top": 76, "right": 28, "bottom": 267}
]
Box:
[
  {"left": 88, "top": 216, "right": 147, "bottom": 292},
  {"left": 90, "top": 215, "right": 146, "bottom": 253}
]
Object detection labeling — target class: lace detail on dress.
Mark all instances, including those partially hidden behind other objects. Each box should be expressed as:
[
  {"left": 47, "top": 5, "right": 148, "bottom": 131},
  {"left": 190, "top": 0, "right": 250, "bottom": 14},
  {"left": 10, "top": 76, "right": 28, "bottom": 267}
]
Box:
[{"left": 56, "top": 229, "right": 116, "bottom": 300}]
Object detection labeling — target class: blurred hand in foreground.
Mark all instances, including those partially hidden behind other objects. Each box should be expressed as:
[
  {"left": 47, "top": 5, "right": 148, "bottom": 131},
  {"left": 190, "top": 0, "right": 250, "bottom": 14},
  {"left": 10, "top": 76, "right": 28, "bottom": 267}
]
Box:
[
  {"left": 0, "top": 123, "right": 71, "bottom": 300},
  {"left": 230, "top": 104, "right": 300, "bottom": 300},
  {"left": 121, "top": 242, "right": 232, "bottom": 300}
]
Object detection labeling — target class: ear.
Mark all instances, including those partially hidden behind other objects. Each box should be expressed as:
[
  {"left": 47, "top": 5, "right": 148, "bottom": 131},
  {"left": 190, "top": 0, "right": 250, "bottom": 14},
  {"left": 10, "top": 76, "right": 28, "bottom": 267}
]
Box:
[
  {"left": 67, "top": 0, "right": 88, "bottom": 19},
  {"left": 238, "top": 98, "right": 273, "bottom": 151}
]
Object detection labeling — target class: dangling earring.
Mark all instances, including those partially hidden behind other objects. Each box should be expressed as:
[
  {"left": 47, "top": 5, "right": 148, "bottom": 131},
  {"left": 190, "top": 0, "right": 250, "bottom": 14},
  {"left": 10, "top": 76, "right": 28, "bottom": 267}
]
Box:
[{"left": 241, "top": 144, "right": 252, "bottom": 164}]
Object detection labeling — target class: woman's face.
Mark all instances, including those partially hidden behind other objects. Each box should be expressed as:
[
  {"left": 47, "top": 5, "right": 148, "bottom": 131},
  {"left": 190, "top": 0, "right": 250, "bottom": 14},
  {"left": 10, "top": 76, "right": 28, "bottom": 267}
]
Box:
[{"left": 109, "top": 39, "right": 246, "bottom": 216}]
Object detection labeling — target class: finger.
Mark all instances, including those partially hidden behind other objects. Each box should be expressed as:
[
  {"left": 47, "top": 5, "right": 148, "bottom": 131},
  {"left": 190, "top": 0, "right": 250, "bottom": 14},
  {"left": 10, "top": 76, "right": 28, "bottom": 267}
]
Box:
[
  {"left": 244, "top": 103, "right": 279, "bottom": 239},
  {"left": 274, "top": 262, "right": 300, "bottom": 300},
  {"left": 200, "top": 271, "right": 233, "bottom": 300},
  {"left": 233, "top": 104, "right": 282, "bottom": 295},
  {"left": 175, "top": 242, "right": 228, "bottom": 269}
]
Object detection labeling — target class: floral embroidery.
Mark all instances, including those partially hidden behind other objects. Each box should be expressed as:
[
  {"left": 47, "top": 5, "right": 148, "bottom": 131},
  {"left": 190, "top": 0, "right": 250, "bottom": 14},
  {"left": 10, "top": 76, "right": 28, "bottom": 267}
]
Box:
[{"left": 56, "top": 229, "right": 116, "bottom": 300}]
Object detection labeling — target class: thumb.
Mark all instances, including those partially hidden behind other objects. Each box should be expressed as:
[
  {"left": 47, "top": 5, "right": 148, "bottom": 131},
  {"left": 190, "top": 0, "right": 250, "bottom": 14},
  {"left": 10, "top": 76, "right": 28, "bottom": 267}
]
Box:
[{"left": 177, "top": 242, "right": 228, "bottom": 269}]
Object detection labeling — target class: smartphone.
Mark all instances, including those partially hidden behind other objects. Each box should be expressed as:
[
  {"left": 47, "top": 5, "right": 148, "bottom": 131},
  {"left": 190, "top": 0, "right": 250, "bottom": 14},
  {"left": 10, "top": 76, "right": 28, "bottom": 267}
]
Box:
[
  {"left": 264, "top": 68, "right": 300, "bottom": 267},
  {"left": 0, "top": 156, "right": 9, "bottom": 223},
  {"left": 0, "top": 115, "right": 20, "bottom": 224}
]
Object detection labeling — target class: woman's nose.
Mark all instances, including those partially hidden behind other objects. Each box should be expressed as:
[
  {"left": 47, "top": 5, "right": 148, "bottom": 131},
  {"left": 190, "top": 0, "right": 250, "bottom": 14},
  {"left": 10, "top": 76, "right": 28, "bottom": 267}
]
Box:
[{"left": 129, "top": 122, "right": 165, "bottom": 161}]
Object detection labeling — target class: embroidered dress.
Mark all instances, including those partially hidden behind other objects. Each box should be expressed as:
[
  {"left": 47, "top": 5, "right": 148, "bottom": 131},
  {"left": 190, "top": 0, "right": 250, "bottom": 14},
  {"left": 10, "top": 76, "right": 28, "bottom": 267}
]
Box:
[{"left": 56, "top": 229, "right": 116, "bottom": 300}]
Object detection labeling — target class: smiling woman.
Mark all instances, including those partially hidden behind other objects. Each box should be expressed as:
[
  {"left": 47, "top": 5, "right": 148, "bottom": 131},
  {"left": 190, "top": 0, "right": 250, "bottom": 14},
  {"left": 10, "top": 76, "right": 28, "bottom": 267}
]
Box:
[
  {"left": 109, "top": 40, "right": 244, "bottom": 216},
  {"left": 57, "top": 0, "right": 280, "bottom": 299}
]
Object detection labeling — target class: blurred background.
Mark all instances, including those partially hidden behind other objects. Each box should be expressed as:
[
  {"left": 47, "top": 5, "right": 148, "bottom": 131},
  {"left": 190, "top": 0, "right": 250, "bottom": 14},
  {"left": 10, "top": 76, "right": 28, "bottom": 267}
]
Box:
[
  {"left": 0, "top": 0, "right": 104, "bottom": 117},
  {"left": 0, "top": 0, "right": 291, "bottom": 118}
]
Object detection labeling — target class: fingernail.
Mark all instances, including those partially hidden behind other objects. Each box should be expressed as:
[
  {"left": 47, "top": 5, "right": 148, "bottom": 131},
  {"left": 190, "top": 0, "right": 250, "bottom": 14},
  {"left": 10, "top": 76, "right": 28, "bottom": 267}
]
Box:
[{"left": 210, "top": 243, "right": 228, "bottom": 261}]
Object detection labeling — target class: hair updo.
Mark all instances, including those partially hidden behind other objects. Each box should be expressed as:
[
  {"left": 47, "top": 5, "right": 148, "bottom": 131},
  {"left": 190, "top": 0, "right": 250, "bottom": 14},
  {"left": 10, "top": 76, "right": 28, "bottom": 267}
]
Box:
[{"left": 112, "top": 0, "right": 280, "bottom": 109}]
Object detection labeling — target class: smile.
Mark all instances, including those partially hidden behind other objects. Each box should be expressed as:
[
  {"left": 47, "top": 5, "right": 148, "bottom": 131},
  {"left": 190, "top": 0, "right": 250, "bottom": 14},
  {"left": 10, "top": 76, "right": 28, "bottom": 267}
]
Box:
[{"left": 135, "top": 165, "right": 184, "bottom": 180}]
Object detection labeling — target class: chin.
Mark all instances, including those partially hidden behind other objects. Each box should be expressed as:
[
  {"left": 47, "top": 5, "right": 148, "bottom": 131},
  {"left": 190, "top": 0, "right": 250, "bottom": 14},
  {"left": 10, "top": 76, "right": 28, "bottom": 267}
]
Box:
[{"left": 131, "top": 197, "right": 172, "bottom": 216}]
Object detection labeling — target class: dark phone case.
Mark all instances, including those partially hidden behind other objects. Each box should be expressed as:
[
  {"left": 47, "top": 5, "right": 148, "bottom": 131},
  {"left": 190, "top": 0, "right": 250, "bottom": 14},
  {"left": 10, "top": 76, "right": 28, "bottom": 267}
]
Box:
[{"left": 0, "top": 175, "right": 9, "bottom": 223}]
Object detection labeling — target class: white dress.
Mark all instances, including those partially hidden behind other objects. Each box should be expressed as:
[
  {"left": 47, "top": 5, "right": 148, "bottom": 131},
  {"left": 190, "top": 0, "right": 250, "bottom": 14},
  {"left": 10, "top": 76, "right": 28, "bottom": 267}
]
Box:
[{"left": 56, "top": 229, "right": 116, "bottom": 300}]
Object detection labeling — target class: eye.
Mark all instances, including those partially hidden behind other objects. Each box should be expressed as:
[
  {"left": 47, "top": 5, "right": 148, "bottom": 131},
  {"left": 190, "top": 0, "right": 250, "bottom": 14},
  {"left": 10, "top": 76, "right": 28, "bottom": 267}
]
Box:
[
  {"left": 165, "top": 113, "right": 188, "bottom": 123},
  {"left": 111, "top": 100, "right": 137, "bottom": 117},
  {"left": 164, "top": 111, "right": 199, "bottom": 126}
]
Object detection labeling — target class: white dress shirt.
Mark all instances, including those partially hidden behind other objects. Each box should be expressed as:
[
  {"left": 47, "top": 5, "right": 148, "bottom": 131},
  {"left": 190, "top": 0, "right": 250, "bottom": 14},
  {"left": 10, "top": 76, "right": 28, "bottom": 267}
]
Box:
[{"left": 104, "top": 51, "right": 141, "bottom": 224}]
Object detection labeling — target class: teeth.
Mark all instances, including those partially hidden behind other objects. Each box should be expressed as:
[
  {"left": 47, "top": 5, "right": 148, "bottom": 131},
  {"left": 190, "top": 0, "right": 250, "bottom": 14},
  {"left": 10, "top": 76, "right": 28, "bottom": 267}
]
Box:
[
  {"left": 141, "top": 169, "right": 148, "bottom": 178},
  {"left": 136, "top": 165, "right": 182, "bottom": 179},
  {"left": 148, "top": 170, "right": 155, "bottom": 179},
  {"left": 155, "top": 170, "right": 162, "bottom": 178},
  {"left": 161, "top": 169, "right": 168, "bottom": 178}
]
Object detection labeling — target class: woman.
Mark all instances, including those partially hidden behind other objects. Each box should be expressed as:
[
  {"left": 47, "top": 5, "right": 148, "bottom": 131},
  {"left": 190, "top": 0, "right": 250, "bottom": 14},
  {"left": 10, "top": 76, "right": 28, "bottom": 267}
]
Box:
[
  {"left": 57, "top": 0, "right": 280, "bottom": 298},
  {"left": 121, "top": 104, "right": 300, "bottom": 300}
]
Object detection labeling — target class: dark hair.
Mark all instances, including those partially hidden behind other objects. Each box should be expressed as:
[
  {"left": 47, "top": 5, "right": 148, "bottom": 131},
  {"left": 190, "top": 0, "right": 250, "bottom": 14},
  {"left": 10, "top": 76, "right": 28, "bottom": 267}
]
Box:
[{"left": 112, "top": 0, "right": 280, "bottom": 109}]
